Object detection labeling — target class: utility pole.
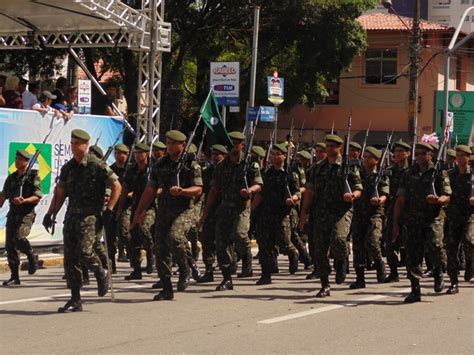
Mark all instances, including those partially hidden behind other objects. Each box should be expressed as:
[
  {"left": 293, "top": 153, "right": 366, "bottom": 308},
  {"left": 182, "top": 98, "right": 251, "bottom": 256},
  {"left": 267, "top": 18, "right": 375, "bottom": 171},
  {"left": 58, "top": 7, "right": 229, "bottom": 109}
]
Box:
[
  {"left": 246, "top": 5, "right": 260, "bottom": 142},
  {"left": 408, "top": 0, "right": 421, "bottom": 145}
]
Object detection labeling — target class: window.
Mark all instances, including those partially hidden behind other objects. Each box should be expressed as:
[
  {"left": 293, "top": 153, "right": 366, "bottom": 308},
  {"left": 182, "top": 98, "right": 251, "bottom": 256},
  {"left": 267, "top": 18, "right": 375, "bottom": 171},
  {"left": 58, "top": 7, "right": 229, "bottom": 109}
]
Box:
[
  {"left": 461, "top": 0, "right": 469, "bottom": 4},
  {"left": 364, "top": 48, "right": 398, "bottom": 85}
]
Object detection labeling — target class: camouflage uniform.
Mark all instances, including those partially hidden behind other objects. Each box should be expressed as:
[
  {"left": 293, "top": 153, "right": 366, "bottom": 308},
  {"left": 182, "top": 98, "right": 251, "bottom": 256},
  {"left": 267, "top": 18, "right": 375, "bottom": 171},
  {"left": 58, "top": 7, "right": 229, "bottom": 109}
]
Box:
[
  {"left": 200, "top": 162, "right": 219, "bottom": 269},
  {"left": 445, "top": 165, "right": 473, "bottom": 283},
  {"left": 59, "top": 153, "right": 117, "bottom": 289},
  {"left": 306, "top": 156, "right": 363, "bottom": 283},
  {"left": 1, "top": 170, "right": 42, "bottom": 278},
  {"left": 397, "top": 162, "right": 451, "bottom": 281},
  {"left": 149, "top": 154, "right": 202, "bottom": 280},
  {"left": 212, "top": 152, "right": 263, "bottom": 272}
]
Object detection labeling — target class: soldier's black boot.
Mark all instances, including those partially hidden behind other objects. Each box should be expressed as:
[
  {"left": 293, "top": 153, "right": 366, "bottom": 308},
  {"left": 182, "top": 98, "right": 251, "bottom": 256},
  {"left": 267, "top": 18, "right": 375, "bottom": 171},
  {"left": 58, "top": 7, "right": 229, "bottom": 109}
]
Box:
[
  {"left": 151, "top": 279, "right": 163, "bottom": 289},
  {"left": 288, "top": 250, "right": 299, "bottom": 275},
  {"left": 316, "top": 275, "right": 331, "bottom": 298},
  {"left": 26, "top": 252, "right": 38, "bottom": 275},
  {"left": 3, "top": 265, "right": 20, "bottom": 286},
  {"left": 216, "top": 267, "right": 234, "bottom": 291},
  {"left": 82, "top": 265, "right": 90, "bottom": 286},
  {"left": 191, "top": 262, "right": 202, "bottom": 281},
  {"left": 375, "top": 259, "right": 386, "bottom": 283},
  {"left": 464, "top": 258, "right": 472, "bottom": 282},
  {"left": 125, "top": 267, "right": 142, "bottom": 280},
  {"left": 190, "top": 229, "right": 199, "bottom": 261},
  {"left": 384, "top": 264, "right": 399, "bottom": 283},
  {"left": 58, "top": 287, "right": 82, "bottom": 313},
  {"left": 299, "top": 248, "right": 312, "bottom": 269},
  {"left": 446, "top": 273, "right": 459, "bottom": 295},
  {"left": 146, "top": 251, "right": 155, "bottom": 274},
  {"left": 335, "top": 258, "right": 347, "bottom": 284},
  {"left": 433, "top": 267, "right": 445, "bottom": 293},
  {"left": 349, "top": 267, "right": 366, "bottom": 289},
  {"left": 197, "top": 264, "right": 214, "bottom": 283},
  {"left": 177, "top": 268, "right": 190, "bottom": 292},
  {"left": 256, "top": 262, "right": 272, "bottom": 285},
  {"left": 95, "top": 269, "right": 109, "bottom": 297},
  {"left": 237, "top": 249, "right": 253, "bottom": 278},
  {"left": 404, "top": 279, "right": 421, "bottom": 303},
  {"left": 154, "top": 277, "right": 174, "bottom": 301}
]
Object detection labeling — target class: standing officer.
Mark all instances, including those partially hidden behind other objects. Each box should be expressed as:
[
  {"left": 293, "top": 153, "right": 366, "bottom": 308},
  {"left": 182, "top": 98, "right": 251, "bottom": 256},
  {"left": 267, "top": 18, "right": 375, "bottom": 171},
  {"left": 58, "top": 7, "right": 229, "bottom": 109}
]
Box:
[
  {"left": 131, "top": 130, "right": 202, "bottom": 301},
  {"left": 392, "top": 143, "right": 451, "bottom": 303},
  {"left": 199, "top": 131, "right": 263, "bottom": 291},
  {"left": 445, "top": 145, "right": 473, "bottom": 294},
  {"left": 43, "top": 129, "right": 121, "bottom": 313},
  {"left": 299, "top": 134, "right": 362, "bottom": 297},
  {"left": 0, "top": 150, "right": 41, "bottom": 286}
]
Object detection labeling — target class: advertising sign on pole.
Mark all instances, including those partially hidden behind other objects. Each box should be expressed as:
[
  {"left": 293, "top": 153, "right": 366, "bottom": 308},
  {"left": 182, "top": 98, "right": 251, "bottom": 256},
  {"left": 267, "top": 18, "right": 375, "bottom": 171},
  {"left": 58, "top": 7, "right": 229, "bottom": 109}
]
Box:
[
  {"left": 78, "top": 79, "right": 92, "bottom": 114},
  {"left": 210, "top": 62, "right": 240, "bottom": 106},
  {"left": 267, "top": 71, "right": 284, "bottom": 106}
]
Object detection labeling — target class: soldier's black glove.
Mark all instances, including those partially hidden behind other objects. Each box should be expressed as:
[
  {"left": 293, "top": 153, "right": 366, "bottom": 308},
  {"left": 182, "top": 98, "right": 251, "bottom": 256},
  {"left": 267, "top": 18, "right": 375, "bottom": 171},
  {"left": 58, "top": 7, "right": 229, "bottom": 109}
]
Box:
[
  {"left": 102, "top": 208, "right": 115, "bottom": 226},
  {"left": 42, "top": 213, "right": 54, "bottom": 233}
]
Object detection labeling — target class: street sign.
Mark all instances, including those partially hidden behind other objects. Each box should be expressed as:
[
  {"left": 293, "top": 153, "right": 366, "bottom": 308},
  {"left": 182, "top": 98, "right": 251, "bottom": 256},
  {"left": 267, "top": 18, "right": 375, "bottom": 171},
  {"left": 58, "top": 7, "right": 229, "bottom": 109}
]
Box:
[
  {"left": 210, "top": 62, "right": 240, "bottom": 106},
  {"left": 248, "top": 106, "right": 276, "bottom": 123},
  {"left": 267, "top": 72, "right": 284, "bottom": 106},
  {"left": 435, "top": 91, "right": 473, "bottom": 144}
]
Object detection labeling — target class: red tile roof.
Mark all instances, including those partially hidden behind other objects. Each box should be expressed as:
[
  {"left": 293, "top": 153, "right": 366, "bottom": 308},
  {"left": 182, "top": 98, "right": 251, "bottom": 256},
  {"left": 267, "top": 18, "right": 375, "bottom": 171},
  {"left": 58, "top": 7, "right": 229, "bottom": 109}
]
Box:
[{"left": 358, "top": 13, "right": 451, "bottom": 32}]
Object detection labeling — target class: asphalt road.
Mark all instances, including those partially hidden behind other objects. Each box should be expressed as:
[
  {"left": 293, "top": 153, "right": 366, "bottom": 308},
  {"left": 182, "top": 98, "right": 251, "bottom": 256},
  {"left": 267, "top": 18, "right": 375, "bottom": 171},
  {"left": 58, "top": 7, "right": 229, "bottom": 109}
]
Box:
[{"left": 1, "top": 254, "right": 473, "bottom": 354}]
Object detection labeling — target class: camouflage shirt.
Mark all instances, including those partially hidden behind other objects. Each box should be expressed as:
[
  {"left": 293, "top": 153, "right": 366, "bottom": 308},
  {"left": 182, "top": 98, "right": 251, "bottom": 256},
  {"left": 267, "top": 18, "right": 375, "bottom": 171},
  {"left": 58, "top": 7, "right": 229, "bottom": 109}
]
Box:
[
  {"left": 124, "top": 163, "right": 153, "bottom": 208},
  {"left": 110, "top": 162, "right": 127, "bottom": 183},
  {"left": 386, "top": 160, "right": 409, "bottom": 213},
  {"left": 148, "top": 153, "right": 203, "bottom": 211},
  {"left": 260, "top": 166, "right": 300, "bottom": 216},
  {"left": 447, "top": 165, "right": 473, "bottom": 220},
  {"left": 306, "top": 155, "right": 363, "bottom": 216},
  {"left": 58, "top": 153, "right": 118, "bottom": 215},
  {"left": 354, "top": 168, "right": 389, "bottom": 221},
  {"left": 211, "top": 151, "right": 263, "bottom": 209},
  {"left": 1, "top": 170, "right": 42, "bottom": 215},
  {"left": 397, "top": 161, "right": 452, "bottom": 224}
]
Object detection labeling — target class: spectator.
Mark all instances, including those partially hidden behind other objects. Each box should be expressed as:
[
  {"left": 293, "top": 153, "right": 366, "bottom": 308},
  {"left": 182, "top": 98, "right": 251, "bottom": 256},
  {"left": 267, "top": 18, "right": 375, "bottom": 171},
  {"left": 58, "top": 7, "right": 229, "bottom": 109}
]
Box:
[
  {"left": 3, "top": 76, "right": 23, "bottom": 109},
  {"left": 52, "top": 77, "right": 68, "bottom": 106},
  {"left": 96, "top": 81, "right": 120, "bottom": 116},
  {"left": 32, "top": 91, "right": 61, "bottom": 118},
  {"left": 0, "top": 74, "right": 6, "bottom": 107},
  {"left": 66, "top": 86, "right": 78, "bottom": 113},
  {"left": 18, "top": 78, "right": 38, "bottom": 110},
  {"left": 29, "top": 82, "right": 41, "bottom": 99},
  {"left": 0, "top": 74, "right": 6, "bottom": 89}
]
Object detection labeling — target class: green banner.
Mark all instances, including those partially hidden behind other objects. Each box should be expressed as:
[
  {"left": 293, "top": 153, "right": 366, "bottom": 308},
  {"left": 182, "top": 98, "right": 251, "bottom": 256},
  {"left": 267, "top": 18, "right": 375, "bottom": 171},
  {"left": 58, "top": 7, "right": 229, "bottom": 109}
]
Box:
[{"left": 435, "top": 91, "right": 473, "bottom": 145}]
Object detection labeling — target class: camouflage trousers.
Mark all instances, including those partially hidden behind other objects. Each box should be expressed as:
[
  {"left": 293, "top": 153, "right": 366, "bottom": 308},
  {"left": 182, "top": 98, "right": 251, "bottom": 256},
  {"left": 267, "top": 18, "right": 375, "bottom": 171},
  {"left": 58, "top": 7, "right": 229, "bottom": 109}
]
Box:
[
  {"left": 63, "top": 213, "right": 104, "bottom": 289},
  {"left": 352, "top": 215, "right": 384, "bottom": 269},
  {"left": 117, "top": 206, "right": 132, "bottom": 255},
  {"left": 289, "top": 207, "right": 308, "bottom": 257},
  {"left": 200, "top": 209, "right": 217, "bottom": 267},
  {"left": 130, "top": 207, "right": 155, "bottom": 269},
  {"left": 404, "top": 217, "right": 446, "bottom": 279},
  {"left": 383, "top": 216, "right": 407, "bottom": 269},
  {"left": 5, "top": 212, "right": 35, "bottom": 269},
  {"left": 312, "top": 210, "right": 352, "bottom": 277},
  {"left": 445, "top": 214, "right": 474, "bottom": 277},
  {"left": 256, "top": 213, "right": 297, "bottom": 269},
  {"left": 215, "top": 205, "right": 251, "bottom": 268},
  {"left": 186, "top": 201, "right": 202, "bottom": 260},
  {"left": 155, "top": 206, "right": 194, "bottom": 279}
]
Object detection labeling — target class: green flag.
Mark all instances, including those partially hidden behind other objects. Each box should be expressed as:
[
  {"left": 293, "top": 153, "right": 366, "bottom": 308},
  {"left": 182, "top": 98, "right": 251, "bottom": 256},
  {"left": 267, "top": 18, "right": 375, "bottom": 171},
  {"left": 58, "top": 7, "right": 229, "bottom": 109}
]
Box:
[{"left": 200, "top": 90, "right": 233, "bottom": 147}]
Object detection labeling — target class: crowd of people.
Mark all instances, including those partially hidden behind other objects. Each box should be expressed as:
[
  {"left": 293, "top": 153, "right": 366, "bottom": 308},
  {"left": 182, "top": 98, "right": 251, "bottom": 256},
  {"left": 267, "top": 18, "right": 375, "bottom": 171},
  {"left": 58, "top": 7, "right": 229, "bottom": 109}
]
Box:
[{"left": 1, "top": 122, "right": 472, "bottom": 313}]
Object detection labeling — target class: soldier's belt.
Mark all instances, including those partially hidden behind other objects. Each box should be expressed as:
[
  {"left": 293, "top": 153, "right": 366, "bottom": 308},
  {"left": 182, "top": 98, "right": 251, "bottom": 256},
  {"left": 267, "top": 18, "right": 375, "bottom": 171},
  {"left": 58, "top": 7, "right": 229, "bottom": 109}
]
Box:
[{"left": 66, "top": 206, "right": 102, "bottom": 216}]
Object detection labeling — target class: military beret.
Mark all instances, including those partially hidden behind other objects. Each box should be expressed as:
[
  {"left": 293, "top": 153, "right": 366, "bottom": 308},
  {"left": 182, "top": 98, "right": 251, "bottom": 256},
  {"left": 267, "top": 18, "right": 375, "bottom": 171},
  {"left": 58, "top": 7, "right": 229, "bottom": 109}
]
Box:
[
  {"left": 114, "top": 144, "right": 129, "bottom": 153},
  {"left": 152, "top": 140, "right": 166, "bottom": 150},
  {"left": 349, "top": 141, "right": 362, "bottom": 150},
  {"left": 315, "top": 142, "right": 326, "bottom": 149},
  {"left": 252, "top": 146, "right": 266, "bottom": 158},
  {"left": 135, "top": 143, "right": 149, "bottom": 152},
  {"left": 188, "top": 143, "right": 197, "bottom": 154},
  {"left": 446, "top": 149, "right": 456, "bottom": 158},
  {"left": 365, "top": 146, "right": 381, "bottom": 159},
  {"left": 228, "top": 131, "right": 246, "bottom": 141},
  {"left": 298, "top": 150, "right": 312, "bottom": 160},
  {"left": 455, "top": 145, "right": 471, "bottom": 155},
  {"left": 325, "top": 134, "right": 343, "bottom": 144},
  {"left": 71, "top": 129, "right": 91, "bottom": 142},
  {"left": 211, "top": 144, "right": 228, "bottom": 154},
  {"left": 16, "top": 149, "right": 31, "bottom": 160},
  {"left": 415, "top": 143, "right": 434, "bottom": 151},
  {"left": 166, "top": 130, "right": 187, "bottom": 142},
  {"left": 393, "top": 140, "right": 411, "bottom": 151},
  {"left": 431, "top": 143, "right": 440, "bottom": 151},
  {"left": 272, "top": 143, "right": 288, "bottom": 154},
  {"left": 89, "top": 145, "right": 104, "bottom": 159}
]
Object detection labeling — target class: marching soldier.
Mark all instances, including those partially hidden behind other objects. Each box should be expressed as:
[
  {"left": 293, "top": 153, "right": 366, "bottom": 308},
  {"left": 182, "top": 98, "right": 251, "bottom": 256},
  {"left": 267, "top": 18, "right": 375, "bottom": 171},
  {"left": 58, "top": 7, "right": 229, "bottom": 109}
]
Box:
[
  {"left": 445, "top": 145, "right": 473, "bottom": 294},
  {"left": 383, "top": 140, "right": 411, "bottom": 283},
  {"left": 350, "top": 147, "right": 388, "bottom": 289},
  {"left": 392, "top": 143, "right": 451, "bottom": 303},
  {"left": 43, "top": 129, "right": 121, "bottom": 313},
  {"left": 314, "top": 142, "right": 327, "bottom": 163},
  {"left": 131, "top": 130, "right": 203, "bottom": 301},
  {"left": 199, "top": 131, "right": 263, "bottom": 291},
  {"left": 299, "top": 134, "right": 362, "bottom": 297},
  {"left": 119, "top": 143, "right": 156, "bottom": 280},
  {"left": 0, "top": 150, "right": 41, "bottom": 286},
  {"left": 152, "top": 140, "right": 166, "bottom": 161},
  {"left": 349, "top": 141, "right": 362, "bottom": 163},
  {"left": 197, "top": 144, "right": 228, "bottom": 283},
  {"left": 252, "top": 143, "right": 300, "bottom": 285}
]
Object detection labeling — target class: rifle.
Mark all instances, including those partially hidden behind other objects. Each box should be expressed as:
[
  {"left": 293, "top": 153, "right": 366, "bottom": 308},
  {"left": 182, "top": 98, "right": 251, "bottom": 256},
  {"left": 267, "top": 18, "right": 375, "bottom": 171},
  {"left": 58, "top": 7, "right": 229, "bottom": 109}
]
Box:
[
  {"left": 197, "top": 125, "right": 208, "bottom": 161},
  {"left": 175, "top": 116, "right": 202, "bottom": 187},
  {"left": 243, "top": 107, "right": 261, "bottom": 190},
  {"left": 94, "top": 131, "right": 102, "bottom": 146},
  {"left": 264, "top": 131, "right": 273, "bottom": 170},
  {"left": 310, "top": 128, "right": 316, "bottom": 165},
  {"left": 342, "top": 113, "right": 353, "bottom": 195},
  {"left": 372, "top": 130, "right": 394, "bottom": 199},
  {"left": 360, "top": 121, "right": 371, "bottom": 159},
  {"left": 102, "top": 118, "right": 136, "bottom": 162},
  {"left": 428, "top": 123, "right": 451, "bottom": 197},
  {"left": 331, "top": 120, "right": 335, "bottom": 135},
  {"left": 285, "top": 120, "right": 305, "bottom": 198}
]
